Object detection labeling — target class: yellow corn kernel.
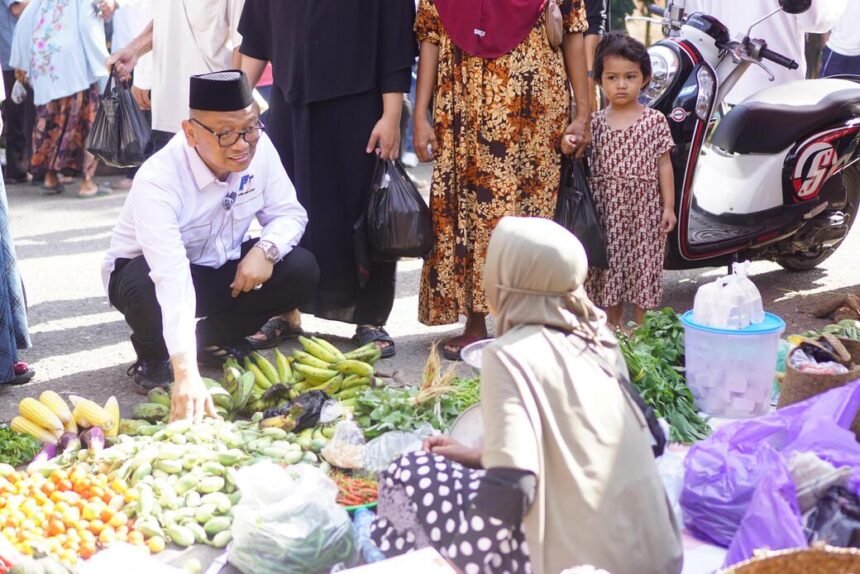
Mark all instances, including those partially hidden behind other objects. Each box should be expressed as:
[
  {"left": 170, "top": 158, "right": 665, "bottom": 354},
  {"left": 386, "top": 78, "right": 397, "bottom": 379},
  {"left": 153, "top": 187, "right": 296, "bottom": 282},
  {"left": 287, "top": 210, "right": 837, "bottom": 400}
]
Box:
[
  {"left": 104, "top": 396, "right": 120, "bottom": 438},
  {"left": 11, "top": 416, "right": 59, "bottom": 444},
  {"left": 39, "top": 390, "right": 72, "bottom": 424},
  {"left": 69, "top": 395, "right": 112, "bottom": 430},
  {"left": 18, "top": 397, "right": 63, "bottom": 433},
  {"left": 63, "top": 416, "right": 78, "bottom": 434}
]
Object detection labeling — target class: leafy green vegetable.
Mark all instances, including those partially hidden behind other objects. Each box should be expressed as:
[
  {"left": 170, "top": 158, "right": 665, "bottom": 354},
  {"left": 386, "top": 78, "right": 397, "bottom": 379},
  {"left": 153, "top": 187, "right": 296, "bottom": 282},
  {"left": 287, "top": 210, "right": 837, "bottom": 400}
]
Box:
[
  {"left": 353, "top": 377, "right": 481, "bottom": 439},
  {"left": 618, "top": 308, "right": 711, "bottom": 444},
  {"left": 0, "top": 424, "right": 43, "bottom": 467},
  {"left": 802, "top": 319, "right": 860, "bottom": 340}
]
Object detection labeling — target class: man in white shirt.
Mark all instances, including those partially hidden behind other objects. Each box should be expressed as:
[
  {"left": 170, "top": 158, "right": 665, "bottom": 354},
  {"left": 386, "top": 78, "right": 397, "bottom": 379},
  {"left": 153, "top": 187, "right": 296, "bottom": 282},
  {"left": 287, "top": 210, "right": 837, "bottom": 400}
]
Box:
[
  {"left": 684, "top": 0, "right": 844, "bottom": 104},
  {"left": 106, "top": 0, "right": 245, "bottom": 152},
  {"left": 102, "top": 71, "right": 318, "bottom": 422},
  {"left": 821, "top": 2, "right": 860, "bottom": 77}
]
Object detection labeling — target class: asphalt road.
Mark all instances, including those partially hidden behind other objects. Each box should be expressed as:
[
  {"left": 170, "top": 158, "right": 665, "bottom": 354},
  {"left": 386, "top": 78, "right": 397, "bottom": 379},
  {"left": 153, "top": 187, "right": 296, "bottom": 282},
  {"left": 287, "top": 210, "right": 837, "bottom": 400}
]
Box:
[{"left": 1, "top": 165, "right": 858, "bottom": 422}]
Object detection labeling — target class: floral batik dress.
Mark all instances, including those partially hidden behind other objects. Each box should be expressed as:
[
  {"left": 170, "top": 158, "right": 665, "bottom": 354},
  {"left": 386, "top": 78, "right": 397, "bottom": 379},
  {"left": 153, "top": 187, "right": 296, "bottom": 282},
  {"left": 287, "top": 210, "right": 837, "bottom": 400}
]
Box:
[
  {"left": 585, "top": 108, "right": 675, "bottom": 309},
  {"left": 416, "top": 0, "right": 587, "bottom": 326}
]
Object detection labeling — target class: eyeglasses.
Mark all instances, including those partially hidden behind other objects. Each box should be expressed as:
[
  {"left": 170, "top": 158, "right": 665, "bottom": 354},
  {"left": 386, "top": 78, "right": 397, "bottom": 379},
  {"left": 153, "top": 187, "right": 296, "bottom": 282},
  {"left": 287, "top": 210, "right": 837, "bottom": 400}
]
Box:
[{"left": 190, "top": 118, "right": 265, "bottom": 148}]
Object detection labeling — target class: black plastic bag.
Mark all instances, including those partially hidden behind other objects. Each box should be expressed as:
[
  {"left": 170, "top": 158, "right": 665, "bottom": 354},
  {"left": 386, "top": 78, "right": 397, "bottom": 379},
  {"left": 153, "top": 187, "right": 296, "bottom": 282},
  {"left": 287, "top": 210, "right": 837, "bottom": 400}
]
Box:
[
  {"left": 807, "top": 485, "right": 860, "bottom": 548},
  {"left": 554, "top": 157, "right": 609, "bottom": 269},
  {"left": 291, "top": 390, "right": 329, "bottom": 433},
  {"left": 365, "top": 158, "right": 433, "bottom": 261},
  {"left": 85, "top": 71, "right": 151, "bottom": 167}
]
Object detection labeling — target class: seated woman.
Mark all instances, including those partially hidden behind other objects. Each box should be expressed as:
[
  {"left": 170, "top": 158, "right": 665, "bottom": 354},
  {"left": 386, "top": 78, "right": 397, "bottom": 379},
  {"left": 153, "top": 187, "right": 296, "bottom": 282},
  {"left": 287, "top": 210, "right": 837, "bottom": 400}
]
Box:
[{"left": 371, "top": 217, "right": 682, "bottom": 574}]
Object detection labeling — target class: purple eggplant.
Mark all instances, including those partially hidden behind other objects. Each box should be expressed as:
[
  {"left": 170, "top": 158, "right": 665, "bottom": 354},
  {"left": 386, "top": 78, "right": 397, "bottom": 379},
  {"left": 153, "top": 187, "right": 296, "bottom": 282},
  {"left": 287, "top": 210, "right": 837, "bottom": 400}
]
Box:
[
  {"left": 26, "top": 442, "right": 57, "bottom": 473},
  {"left": 58, "top": 432, "right": 81, "bottom": 454},
  {"left": 80, "top": 427, "right": 105, "bottom": 455}
]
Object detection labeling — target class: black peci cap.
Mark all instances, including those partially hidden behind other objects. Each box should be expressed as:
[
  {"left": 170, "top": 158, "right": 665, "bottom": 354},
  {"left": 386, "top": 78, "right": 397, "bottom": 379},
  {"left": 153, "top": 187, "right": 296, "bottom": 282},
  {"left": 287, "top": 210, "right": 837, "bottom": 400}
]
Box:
[{"left": 189, "top": 70, "right": 254, "bottom": 112}]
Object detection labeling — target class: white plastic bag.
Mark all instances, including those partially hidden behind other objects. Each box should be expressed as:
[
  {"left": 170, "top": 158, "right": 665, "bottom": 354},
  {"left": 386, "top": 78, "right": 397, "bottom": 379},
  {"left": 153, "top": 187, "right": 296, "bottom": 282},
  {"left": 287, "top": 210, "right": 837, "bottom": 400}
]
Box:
[
  {"left": 692, "top": 260, "right": 763, "bottom": 329},
  {"left": 229, "top": 462, "right": 355, "bottom": 574},
  {"left": 321, "top": 420, "right": 367, "bottom": 470},
  {"left": 363, "top": 424, "right": 435, "bottom": 473},
  {"left": 11, "top": 80, "right": 27, "bottom": 104}
]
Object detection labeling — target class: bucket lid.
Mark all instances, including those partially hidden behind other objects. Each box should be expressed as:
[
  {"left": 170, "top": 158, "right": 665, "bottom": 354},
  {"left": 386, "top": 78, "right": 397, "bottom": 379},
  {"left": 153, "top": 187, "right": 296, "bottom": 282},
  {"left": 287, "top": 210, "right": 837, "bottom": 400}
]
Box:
[{"left": 680, "top": 310, "right": 786, "bottom": 335}]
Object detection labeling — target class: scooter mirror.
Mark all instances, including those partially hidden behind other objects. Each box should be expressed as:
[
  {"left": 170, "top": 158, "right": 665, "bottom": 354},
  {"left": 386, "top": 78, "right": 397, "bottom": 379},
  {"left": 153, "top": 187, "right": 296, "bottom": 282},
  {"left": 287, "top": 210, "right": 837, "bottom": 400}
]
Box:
[{"left": 779, "top": 0, "right": 811, "bottom": 14}]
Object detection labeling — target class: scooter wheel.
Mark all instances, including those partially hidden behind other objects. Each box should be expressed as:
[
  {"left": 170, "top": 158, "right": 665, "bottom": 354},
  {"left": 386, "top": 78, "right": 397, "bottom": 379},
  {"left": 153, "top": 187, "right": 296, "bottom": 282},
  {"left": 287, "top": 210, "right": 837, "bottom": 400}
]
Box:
[{"left": 776, "top": 248, "right": 837, "bottom": 272}]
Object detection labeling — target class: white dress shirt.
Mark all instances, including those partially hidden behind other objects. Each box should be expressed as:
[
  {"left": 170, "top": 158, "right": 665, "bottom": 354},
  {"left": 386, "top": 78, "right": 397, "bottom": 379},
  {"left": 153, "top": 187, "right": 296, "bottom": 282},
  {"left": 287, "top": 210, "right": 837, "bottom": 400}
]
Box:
[
  {"left": 102, "top": 132, "right": 308, "bottom": 360},
  {"left": 143, "top": 0, "right": 245, "bottom": 133},
  {"left": 684, "top": 0, "right": 845, "bottom": 104}
]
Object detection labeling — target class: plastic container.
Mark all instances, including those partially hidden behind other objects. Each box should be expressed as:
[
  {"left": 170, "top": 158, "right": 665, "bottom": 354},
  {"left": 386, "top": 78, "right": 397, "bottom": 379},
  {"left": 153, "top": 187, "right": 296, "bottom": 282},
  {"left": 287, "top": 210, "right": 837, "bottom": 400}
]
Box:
[
  {"left": 460, "top": 339, "right": 493, "bottom": 374},
  {"left": 681, "top": 311, "right": 785, "bottom": 419},
  {"left": 353, "top": 507, "right": 386, "bottom": 563}
]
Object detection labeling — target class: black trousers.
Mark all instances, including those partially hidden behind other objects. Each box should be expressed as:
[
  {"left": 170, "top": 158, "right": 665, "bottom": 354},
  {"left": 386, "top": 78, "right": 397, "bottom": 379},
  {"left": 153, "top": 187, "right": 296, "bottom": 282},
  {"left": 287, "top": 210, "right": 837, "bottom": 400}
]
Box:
[
  {"left": 108, "top": 243, "right": 319, "bottom": 361},
  {"left": 1, "top": 70, "right": 35, "bottom": 181}
]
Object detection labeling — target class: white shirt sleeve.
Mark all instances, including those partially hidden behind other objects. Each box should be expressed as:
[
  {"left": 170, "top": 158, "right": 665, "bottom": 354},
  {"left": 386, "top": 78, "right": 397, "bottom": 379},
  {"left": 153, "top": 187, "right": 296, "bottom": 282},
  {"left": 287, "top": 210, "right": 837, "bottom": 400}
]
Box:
[
  {"left": 794, "top": 0, "right": 846, "bottom": 34},
  {"left": 129, "top": 179, "right": 199, "bottom": 360},
  {"left": 226, "top": 0, "right": 245, "bottom": 48},
  {"left": 256, "top": 136, "right": 308, "bottom": 259}
]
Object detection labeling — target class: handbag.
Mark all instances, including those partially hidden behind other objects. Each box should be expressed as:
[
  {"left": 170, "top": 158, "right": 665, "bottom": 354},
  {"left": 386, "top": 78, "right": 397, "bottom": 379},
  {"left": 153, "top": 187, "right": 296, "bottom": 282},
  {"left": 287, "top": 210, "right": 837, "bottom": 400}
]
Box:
[{"left": 554, "top": 156, "right": 609, "bottom": 268}]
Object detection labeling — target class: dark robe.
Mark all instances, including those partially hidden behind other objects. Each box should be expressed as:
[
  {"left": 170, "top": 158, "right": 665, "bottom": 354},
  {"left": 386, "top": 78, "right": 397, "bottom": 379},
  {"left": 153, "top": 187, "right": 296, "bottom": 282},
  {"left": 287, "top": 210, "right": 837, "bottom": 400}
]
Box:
[{"left": 239, "top": 0, "right": 417, "bottom": 326}]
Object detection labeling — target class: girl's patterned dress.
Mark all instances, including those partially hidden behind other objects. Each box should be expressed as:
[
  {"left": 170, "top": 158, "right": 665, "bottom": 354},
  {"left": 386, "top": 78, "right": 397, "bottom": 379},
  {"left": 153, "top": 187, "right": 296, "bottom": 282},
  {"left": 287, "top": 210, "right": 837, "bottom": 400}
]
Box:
[
  {"left": 585, "top": 107, "right": 675, "bottom": 309},
  {"left": 416, "top": 0, "right": 587, "bottom": 325}
]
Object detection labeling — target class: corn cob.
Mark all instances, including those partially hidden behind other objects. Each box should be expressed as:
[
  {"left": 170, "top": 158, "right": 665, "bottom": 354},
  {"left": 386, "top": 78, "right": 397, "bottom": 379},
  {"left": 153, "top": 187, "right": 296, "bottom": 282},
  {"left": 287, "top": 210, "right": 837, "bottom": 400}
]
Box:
[
  {"left": 63, "top": 416, "right": 78, "bottom": 434},
  {"left": 19, "top": 397, "right": 64, "bottom": 433},
  {"left": 104, "top": 396, "right": 120, "bottom": 438},
  {"left": 38, "top": 390, "right": 73, "bottom": 424},
  {"left": 11, "top": 416, "right": 59, "bottom": 444},
  {"left": 68, "top": 394, "right": 113, "bottom": 429}
]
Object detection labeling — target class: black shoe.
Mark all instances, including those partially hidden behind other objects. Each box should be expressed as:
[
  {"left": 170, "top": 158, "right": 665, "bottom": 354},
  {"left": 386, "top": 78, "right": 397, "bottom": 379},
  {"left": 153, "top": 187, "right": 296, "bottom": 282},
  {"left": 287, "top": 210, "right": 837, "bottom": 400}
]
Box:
[
  {"left": 198, "top": 340, "right": 253, "bottom": 368},
  {"left": 127, "top": 359, "right": 172, "bottom": 394}
]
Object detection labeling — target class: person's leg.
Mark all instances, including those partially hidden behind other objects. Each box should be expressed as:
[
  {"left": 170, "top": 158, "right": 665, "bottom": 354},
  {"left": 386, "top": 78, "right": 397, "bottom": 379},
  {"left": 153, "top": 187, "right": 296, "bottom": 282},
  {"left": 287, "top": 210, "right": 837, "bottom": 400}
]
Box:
[
  {"left": 1, "top": 70, "right": 34, "bottom": 182},
  {"left": 633, "top": 305, "right": 646, "bottom": 326},
  {"left": 821, "top": 47, "right": 860, "bottom": 78},
  {"left": 442, "top": 311, "right": 488, "bottom": 360},
  {"left": 606, "top": 303, "right": 624, "bottom": 328},
  {"left": 108, "top": 257, "right": 172, "bottom": 390},
  {"left": 195, "top": 246, "right": 319, "bottom": 355},
  {"left": 150, "top": 130, "right": 175, "bottom": 155}
]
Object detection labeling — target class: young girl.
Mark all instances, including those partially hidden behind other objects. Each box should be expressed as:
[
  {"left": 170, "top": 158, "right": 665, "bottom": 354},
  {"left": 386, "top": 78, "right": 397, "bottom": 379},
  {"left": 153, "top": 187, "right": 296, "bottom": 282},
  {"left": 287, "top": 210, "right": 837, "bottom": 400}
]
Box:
[{"left": 569, "top": 32, "right": 676, "bottom": 328}]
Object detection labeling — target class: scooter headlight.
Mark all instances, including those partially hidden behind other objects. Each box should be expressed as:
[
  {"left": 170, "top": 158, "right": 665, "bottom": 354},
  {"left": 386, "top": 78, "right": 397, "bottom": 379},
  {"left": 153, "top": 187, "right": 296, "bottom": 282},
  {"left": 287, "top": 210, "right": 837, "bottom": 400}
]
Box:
[
  {"left": 695, "top": 65, "right": 715, "bottom": 120},
  {"left": 641, "top": 46, "right": 680, "bottom": 106}
]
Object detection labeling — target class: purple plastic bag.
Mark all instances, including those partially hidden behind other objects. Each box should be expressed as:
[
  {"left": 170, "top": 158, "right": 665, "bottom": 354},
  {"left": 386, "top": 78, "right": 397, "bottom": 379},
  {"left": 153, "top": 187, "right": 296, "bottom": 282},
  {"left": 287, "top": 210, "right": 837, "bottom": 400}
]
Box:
[
  {"left": 723, "top": 451, "right": 806, "bottom": 566},
  {"left": 680, "top": 381, "right": 860, "bottom": 548}
]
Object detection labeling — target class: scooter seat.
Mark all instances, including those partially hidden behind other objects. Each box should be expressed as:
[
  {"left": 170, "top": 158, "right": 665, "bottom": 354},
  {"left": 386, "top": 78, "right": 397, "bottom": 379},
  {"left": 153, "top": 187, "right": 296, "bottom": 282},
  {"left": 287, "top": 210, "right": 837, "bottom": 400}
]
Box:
[{"left": 712, "top": 78, "right": 860, "bottom": 155}]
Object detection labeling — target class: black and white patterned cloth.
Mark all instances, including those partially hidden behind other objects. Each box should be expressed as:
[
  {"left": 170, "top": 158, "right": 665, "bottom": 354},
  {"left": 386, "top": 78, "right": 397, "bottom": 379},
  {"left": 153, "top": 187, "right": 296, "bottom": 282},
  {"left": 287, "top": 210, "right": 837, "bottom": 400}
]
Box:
[
  {"left": 0, "top": 177, "right": 30, "bottom": 384},
  {"left": 371, "top": 451, "right": 532, "bottom": 574}
]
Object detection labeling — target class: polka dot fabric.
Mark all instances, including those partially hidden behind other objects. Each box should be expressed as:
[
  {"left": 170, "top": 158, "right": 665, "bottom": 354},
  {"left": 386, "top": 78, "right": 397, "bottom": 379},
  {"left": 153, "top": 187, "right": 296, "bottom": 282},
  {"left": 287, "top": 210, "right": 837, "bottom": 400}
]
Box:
[{"left": 371, "top": 451, "right": 531, "bottom": 573}]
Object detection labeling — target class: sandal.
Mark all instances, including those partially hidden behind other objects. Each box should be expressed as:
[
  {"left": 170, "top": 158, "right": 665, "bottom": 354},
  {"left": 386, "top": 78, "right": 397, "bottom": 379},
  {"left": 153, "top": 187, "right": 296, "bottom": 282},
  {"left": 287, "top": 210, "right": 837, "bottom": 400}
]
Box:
[
  {"left": 78, "top": 185, "right": 112, "bottom": 199},
  {"left": 354, "top": 325, "right": 396, "bottom": 359},
  {"left": 246, "top": 316, "right": 304, "bottom": 350},
  {"left": 442, "top": 334, "right": 485, "bottom": 361},
  {"left": 40, "top": 182, "right": 65, "bottom": 196},
  {"left": 4, "top": 361, "right": 35, "bottom": 385},
  {"left": 198, "top": 340, "right": 253, "bottom": 367}
]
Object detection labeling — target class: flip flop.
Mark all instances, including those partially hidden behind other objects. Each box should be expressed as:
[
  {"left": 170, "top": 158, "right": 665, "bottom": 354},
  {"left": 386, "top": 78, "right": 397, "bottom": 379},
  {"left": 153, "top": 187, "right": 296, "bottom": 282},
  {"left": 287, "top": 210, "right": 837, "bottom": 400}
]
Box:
[
  {"left": 354, "top": 325, "right": 396, "bottom": 359},
  {"left": 78, "top": 185, "right": 112, "bottom": 199},
  {"left": 246, "top": 316, "right": 305, "bottom": 350},
  {"left": 442, "top": 334, "right": 484, "bottom": 361},
  {"left": 40, "top": 182, "right": 65, "bottom": 196}
]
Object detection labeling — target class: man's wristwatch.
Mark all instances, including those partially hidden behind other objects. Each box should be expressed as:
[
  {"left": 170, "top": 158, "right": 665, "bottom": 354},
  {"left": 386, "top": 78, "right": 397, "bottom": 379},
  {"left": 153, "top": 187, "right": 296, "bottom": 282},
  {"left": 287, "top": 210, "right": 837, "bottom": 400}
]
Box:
[{"left": 254, "top": 240, "right": 280, "bottom": 263}]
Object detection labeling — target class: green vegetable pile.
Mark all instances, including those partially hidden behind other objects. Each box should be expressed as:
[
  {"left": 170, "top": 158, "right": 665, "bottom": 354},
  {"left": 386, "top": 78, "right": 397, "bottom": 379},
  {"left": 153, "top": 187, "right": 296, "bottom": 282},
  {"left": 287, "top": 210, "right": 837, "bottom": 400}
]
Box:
[
  {"left": 618, "top": 308, "right": 711, "bottom": 443},
  {"left": 0, "top": 424, "right": 42, "bottom": 467},
  {"left": 802, "top": 319, "right": 860, "bottom": 340},
  {"left": 353, "top": 377, "right": 480, "bottom": 439}
]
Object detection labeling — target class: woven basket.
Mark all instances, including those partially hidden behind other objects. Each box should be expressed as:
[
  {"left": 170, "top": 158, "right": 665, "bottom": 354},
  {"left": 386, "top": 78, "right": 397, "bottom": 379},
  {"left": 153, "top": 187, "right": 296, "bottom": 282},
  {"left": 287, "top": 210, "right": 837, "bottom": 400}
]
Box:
[
  {"left": 717, "top": 545, "right": 860, "bottom": 573},
  {"left": 778, "top": 337, "right": 860, "bottom": 438}
]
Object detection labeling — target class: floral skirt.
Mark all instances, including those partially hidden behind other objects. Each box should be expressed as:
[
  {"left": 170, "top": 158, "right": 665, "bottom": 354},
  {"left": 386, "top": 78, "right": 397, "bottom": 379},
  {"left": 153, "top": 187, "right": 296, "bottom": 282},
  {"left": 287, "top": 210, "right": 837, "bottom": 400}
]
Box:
[
  {"left": 30, "top": 85, "right": 99, "bottom": 177},
  {"left": 371, "top": 451, "right": 531, "bottom": 574}
]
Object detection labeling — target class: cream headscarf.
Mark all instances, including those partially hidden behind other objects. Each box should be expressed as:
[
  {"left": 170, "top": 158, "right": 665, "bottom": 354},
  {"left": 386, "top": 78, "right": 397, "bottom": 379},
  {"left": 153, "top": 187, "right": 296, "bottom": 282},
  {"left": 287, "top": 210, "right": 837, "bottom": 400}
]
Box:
[{"left": 480, "top": 217, "right": 682, "bottom": 574}]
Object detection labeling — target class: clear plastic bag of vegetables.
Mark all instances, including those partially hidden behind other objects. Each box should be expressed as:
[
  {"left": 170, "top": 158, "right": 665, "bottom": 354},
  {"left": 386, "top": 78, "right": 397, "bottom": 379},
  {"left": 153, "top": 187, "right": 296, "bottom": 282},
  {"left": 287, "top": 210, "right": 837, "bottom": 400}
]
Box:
[{"left": 229, "top": 462, "right": 356, "bottom": 574}]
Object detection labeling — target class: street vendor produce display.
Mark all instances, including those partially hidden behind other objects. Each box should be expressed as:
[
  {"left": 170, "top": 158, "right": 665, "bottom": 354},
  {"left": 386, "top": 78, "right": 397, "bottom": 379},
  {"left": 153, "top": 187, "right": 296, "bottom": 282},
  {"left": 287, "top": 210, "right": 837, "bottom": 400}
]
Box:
[{"left": 618, "top": 309, "right": 711, "bottom": 443}]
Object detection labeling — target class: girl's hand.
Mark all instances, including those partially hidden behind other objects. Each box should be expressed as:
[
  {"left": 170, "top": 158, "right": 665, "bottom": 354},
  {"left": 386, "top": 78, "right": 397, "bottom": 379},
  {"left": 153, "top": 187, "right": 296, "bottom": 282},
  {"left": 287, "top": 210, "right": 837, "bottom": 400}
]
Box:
[
  {"left": 423, "top": 435, "right": 483, "bottom": 468},
  {"left": 366, "top": 114, "right": 401, "bottom": 160},
  {"left": 661, "top": 208, "right": 677, "bottom": 234},
  {"left": 562, "top": 117, "right": 591, "bottom": 158},
  {"left": 414, "top": 117, "right": 438, "bottom": 163}
]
